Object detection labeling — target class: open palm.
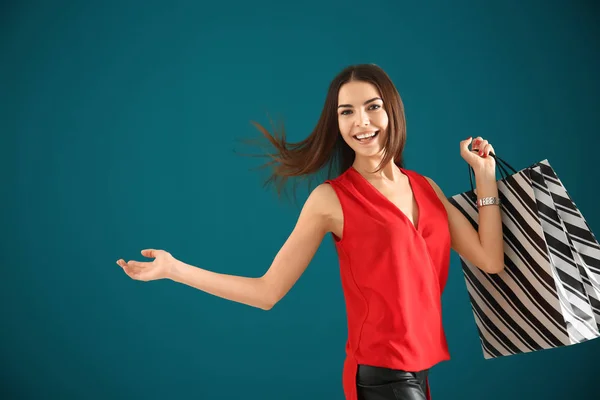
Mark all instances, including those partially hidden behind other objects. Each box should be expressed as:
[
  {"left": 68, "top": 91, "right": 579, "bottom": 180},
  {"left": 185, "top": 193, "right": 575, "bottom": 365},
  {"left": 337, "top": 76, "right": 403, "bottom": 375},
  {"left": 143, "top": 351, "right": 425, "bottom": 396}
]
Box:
[{"left": 116, "top": 249, "right": 175, "bottom": 282}]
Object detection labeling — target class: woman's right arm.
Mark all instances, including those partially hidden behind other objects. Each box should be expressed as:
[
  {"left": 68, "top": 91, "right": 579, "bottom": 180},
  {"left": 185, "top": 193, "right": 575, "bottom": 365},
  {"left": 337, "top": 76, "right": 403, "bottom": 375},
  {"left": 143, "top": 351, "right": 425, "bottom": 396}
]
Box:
[{"left": 167, "top": 183, "right": 335, "bottom": 310}]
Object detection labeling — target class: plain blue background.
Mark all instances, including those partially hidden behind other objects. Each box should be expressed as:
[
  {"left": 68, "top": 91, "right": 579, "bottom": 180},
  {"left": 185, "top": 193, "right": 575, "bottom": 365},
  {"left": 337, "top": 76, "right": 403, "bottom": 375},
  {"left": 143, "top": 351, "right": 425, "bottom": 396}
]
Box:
[{"left": 2, "top": 1, "right": 599, "bottom": 399}]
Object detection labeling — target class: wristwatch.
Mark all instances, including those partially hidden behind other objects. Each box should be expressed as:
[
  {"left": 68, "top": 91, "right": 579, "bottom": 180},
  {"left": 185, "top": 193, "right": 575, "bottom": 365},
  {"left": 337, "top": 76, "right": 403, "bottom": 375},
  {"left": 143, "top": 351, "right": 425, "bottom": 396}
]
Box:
[{"left": 477, "top": 196, "right": 501, "bottom": 208}]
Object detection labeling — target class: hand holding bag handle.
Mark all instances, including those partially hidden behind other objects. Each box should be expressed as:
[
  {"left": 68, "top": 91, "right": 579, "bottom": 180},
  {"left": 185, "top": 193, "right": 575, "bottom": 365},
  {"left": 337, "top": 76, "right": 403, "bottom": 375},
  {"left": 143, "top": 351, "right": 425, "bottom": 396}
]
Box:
[{"left": 467, "top": 152, "right": 519, "bottom": 202}]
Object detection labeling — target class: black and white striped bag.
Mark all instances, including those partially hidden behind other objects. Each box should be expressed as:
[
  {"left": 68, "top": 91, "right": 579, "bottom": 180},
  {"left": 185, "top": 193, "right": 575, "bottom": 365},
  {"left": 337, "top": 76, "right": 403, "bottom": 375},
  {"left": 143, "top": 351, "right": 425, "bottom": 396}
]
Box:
[{"left": 449, "top": 157, "right": 600, "bottom": 359}]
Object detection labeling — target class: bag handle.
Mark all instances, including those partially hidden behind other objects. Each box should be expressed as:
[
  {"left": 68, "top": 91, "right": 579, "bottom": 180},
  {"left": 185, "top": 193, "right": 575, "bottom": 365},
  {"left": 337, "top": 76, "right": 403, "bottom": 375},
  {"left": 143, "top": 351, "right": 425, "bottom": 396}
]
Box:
[{"left": 468, "top": 152, "right": 519, "bottom": 197}]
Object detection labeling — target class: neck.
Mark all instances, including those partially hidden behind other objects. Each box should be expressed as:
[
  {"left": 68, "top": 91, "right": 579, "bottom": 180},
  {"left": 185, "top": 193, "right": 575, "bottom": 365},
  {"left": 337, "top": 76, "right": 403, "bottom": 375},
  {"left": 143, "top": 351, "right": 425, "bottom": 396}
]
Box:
[{"left": 352, "top": 156, "right": 401, "bottom": 182}]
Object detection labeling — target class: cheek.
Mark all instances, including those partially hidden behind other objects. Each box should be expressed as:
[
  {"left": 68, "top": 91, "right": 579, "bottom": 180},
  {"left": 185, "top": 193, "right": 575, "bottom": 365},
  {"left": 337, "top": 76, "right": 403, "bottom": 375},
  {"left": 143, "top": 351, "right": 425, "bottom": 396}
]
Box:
[
  {"left": 378, "top": 111, "right": 389, "bottom": 128},
  {"left": 338, "top": 117, "right": 351, "bottom": 135}
]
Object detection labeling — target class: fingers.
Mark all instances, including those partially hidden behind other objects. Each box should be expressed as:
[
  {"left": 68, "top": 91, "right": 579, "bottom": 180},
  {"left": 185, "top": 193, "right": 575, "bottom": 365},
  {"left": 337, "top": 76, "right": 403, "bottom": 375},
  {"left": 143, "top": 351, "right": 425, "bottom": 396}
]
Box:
[
  {"left": 472, "top": 137, "right": 487, "bottom": 152},
  {"left": 116, "top": 249, "right": 160, "bottom": 271},
  {"left": 117, "top": 249, "right": 170, "bottom": 282},
  {"left": 120, "top": 261, "right": 156, "bottom": 282},
  {"left": 468, "top": 137, "right": 496, "bottom": 157},
  {"left": 476, "top": 141, "right": 494, "bottom": 157},
  {"left": 460, "top": 136, "right": 497, "bottom": 166},
  {"left": 125, "top": 260, "right": 150, "bottom": 268},
  {"left": 116, "top": 259, "right": 147, "bottom": 277},
  {"left": 482, "top": 143, "right": 494, "bottom": 157},
  {"left": 461, "top": 136, "right": 487, "bottom": 162},
  {"left": 117, "top": 259, "right": 136, "bottom": 278}
]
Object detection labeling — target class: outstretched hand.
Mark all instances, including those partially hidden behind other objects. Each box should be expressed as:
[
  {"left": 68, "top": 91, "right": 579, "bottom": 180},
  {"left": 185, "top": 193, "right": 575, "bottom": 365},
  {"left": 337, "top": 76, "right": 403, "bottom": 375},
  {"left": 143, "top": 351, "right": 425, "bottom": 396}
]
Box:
[{"left": 116, "top": 249, "right": 176, "bottom": 282}]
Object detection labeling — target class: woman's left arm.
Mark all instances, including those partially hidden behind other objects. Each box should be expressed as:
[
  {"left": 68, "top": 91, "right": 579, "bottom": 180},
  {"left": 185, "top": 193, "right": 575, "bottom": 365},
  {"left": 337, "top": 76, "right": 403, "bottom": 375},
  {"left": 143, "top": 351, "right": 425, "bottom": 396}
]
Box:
[{"left": 426, "top": 136, "right": 505, "bottom": 274}]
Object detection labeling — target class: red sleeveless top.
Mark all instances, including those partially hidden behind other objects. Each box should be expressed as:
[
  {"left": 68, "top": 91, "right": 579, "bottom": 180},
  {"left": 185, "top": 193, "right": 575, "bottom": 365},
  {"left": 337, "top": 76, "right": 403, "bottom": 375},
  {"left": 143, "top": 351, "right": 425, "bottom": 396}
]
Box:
[{"left": 325, "top": 166, "right": 452, "bottom": 400}]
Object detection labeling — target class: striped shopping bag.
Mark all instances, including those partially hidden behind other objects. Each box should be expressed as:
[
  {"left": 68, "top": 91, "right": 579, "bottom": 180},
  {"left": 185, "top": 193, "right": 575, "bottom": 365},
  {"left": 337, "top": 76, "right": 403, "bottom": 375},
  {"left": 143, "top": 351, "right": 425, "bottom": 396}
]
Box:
[{"left": 449, "top": 156, "right": 600, "bottom": 359}]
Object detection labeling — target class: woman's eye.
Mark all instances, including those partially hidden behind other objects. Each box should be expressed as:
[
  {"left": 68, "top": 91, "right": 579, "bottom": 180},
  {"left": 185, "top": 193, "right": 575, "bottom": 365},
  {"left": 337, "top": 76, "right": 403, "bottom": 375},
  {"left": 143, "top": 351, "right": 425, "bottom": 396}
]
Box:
[{"left": 340, "top": 104, "right": 380, "bottom": 116}]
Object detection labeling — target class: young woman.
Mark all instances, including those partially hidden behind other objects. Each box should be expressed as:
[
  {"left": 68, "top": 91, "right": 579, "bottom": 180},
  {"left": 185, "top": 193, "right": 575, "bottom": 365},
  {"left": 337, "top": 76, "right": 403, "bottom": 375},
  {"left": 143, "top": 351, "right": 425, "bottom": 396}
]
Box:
[{"left": 117, "top": 64, "right": 505, "bottom": 400}]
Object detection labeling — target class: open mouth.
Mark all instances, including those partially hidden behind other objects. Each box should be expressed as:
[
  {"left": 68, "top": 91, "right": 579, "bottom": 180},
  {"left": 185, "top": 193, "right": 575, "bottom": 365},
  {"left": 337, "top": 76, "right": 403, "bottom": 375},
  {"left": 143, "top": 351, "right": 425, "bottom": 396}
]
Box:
[{"left": 353, "top": 130, "right": 379, "bottom": 143}]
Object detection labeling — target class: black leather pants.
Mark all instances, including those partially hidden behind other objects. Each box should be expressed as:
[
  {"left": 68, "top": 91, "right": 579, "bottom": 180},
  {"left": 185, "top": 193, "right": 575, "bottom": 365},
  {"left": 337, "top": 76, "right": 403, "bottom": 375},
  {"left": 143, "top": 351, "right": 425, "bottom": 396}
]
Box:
[{"left": 356, "top": 364, "right": 429, "bottom": 400}]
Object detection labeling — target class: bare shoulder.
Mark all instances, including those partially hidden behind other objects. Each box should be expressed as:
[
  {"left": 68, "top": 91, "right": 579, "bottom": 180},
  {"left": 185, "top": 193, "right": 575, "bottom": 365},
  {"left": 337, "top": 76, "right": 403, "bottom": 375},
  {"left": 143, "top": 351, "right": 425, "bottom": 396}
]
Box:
[
  {"left": 304, "top": 183, "right": 341, "bottom": 219},
  {"left": 303, "top": 183, "right": 343, "bottom": 237},
  {"left": 423, "top": 176, "right": 446, "bottom": 199}
]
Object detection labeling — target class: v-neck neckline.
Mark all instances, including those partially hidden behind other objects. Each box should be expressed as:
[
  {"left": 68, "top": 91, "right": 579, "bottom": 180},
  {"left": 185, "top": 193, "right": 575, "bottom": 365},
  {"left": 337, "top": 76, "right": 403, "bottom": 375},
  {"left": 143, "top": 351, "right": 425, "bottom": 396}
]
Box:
[{"left": 350, "top": 166, "right": 421, "bottom": 232}]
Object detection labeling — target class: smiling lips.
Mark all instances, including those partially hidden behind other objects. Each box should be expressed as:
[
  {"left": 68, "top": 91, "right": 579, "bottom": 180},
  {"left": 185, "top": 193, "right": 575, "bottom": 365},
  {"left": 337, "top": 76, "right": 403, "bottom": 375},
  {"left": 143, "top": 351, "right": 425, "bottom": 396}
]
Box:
[{"left": 353, "top": 130, "right": 380, "bottom": 143}]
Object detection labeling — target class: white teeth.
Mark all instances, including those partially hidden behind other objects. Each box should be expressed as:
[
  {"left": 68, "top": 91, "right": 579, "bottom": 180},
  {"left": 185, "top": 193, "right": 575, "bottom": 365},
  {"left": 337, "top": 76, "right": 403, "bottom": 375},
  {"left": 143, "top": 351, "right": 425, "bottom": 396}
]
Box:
[{"left": 356, "top": 131, "right": 377, "bottom": 139}]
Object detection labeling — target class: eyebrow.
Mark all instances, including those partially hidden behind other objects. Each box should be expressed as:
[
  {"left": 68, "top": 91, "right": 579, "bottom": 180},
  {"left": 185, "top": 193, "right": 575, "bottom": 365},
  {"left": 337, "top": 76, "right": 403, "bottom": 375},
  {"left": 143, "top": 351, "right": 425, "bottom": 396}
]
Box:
[{"left": 337, "top": 97, "right": 382, "bottom": 109}]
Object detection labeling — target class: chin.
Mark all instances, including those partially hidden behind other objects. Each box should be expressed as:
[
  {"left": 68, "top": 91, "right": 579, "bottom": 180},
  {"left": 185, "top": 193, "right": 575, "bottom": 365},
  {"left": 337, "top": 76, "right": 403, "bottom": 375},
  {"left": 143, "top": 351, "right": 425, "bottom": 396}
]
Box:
[
  {"left": 348, "top": 140, "right": 385, "bottom": 157},
  {"left": 358, "top": 147, "right": 384, "bottom": 158}
]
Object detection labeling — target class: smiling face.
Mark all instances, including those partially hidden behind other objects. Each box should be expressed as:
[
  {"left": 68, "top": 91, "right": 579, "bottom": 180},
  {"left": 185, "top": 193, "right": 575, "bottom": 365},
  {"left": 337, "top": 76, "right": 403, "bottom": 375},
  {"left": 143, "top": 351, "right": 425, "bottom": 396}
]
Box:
[{"left": 337, "top": 80, "right": 389, "bottom": 159}]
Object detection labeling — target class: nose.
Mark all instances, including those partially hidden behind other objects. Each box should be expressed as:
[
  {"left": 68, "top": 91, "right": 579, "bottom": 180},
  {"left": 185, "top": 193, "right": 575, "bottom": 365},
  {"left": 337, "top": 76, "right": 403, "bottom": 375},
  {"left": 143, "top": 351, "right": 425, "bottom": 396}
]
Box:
[{"left": 354, "top": 109, "right": 369, "bottom": 127}]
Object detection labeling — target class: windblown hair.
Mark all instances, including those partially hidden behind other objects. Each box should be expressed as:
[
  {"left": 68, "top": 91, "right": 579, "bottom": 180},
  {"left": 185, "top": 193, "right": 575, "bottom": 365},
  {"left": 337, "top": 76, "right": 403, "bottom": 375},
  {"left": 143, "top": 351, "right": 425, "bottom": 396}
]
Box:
[{"left": 238, "top": 64, "right": 407, "bottom": 202}]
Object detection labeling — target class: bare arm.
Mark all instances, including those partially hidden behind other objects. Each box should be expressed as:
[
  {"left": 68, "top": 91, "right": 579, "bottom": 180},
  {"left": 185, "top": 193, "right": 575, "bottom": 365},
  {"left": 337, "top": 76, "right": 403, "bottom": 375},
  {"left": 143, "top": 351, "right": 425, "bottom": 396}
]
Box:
[
  {"left": 426, "top": 173, "right": 504, "bottom": 274},
  {"left": 166, "top": 184, "right": 333, "bottom": 310}
]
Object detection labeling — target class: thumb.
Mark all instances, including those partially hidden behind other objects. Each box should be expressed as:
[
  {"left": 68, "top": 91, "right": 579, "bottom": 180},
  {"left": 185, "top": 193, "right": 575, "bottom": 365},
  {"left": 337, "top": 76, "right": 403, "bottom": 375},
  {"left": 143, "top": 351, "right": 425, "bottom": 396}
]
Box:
[
  {"left": 141, "top": 249, "right": 158, "bottom": 258},
  {"left": 460, "top": 137, "right": 476, "bottom": 159},
  {"left": 460, "top": 136, "right": 473, "bottom": 151}
]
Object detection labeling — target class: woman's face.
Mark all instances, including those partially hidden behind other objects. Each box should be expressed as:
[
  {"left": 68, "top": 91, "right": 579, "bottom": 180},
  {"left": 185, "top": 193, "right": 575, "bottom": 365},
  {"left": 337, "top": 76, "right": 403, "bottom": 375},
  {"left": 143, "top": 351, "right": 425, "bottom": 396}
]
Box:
[{"left": 337, "top": 80, "right": 389, "bottom": 158}]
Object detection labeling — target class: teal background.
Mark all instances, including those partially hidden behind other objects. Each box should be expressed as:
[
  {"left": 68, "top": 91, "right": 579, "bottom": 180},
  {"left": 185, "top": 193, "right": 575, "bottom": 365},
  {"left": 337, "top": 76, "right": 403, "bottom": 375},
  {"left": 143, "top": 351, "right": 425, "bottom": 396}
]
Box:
[{"left": 2, "top": 1, "right": 599, "bottom": 399}]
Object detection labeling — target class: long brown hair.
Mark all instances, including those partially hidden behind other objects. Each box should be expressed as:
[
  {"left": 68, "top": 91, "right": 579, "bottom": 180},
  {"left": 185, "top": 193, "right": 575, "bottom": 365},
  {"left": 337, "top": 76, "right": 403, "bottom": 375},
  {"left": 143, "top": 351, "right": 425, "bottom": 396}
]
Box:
[{"left": 237, "top": 64, "right": 407, "bottom": 202}]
